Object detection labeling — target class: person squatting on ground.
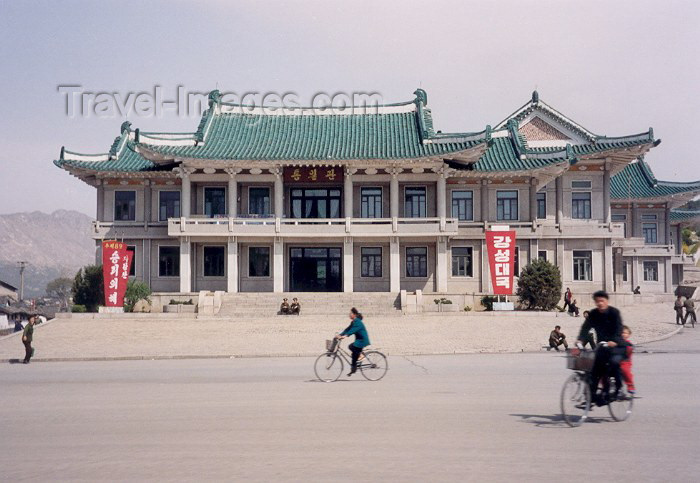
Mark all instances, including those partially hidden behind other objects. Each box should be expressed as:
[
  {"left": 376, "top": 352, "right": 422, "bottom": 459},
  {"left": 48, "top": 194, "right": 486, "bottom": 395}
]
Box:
[
  {"left": 22, "top": 315, "right": 36, "bottom": 364},
  {"left": 336, "top": 307, "right": 370, "bottom": 377},
  {"left": 577, "top": 290, "right": 629, "bottom": 405},
  {"left": 684, "top": 297, "right": 696, "bottom": 326},
  {"left": 674, "top": 295, "right": 685, "bottom": 325},
  {"left": 548, "top": 326, "right": 568, "bottom": 351},
  {"left": 620, "top": 325, "right": 636, "bottom": 395}
]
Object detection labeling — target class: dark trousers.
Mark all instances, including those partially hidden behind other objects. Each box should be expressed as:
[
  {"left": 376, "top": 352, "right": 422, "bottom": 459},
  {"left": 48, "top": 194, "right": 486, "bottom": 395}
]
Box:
[
  {"left": 581, "top": 333, "right": 596, "bottom": 350},
  {"left": 591, "top": 345, "right": 624, "bottom": 398},
  {"left": 349, "top": 343, "right": 363, "bottom": 371},
  {"left": 563, "top": 300, "right": 571, "bottom": 311},
  {"left": 676, "top": 310, "right": 685, "bottom": 325},
  {"left": 23, "top": 340, "right": 32, "bottom": 363},
  {"left": 685, "top": 311, "right": 696, "bottom": 324}
]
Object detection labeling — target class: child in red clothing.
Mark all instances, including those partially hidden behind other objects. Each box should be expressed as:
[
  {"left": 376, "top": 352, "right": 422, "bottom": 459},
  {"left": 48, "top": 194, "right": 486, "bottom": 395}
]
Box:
[{"left": 620, "top": 325, "right": 635, "bottom": 394}]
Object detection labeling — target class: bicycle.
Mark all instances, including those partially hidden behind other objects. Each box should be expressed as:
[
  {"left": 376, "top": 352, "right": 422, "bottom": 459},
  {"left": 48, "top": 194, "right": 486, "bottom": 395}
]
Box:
[
  {"left": 560, "top": 347, "right": 633, "bottom": 427},
  {"left": 314, "top": 337, "right": 388, "bottom": 382}
]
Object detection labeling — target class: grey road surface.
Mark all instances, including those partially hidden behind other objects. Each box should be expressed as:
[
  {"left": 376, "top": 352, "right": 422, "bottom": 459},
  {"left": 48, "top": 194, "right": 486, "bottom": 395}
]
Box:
[{"left": 1, "top": 331, "right": 699, "bottom": 482}]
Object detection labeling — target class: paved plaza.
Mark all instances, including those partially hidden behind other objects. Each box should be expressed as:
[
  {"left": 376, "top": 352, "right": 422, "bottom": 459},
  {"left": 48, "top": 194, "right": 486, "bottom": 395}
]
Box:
[
  {"left": 0, "top": 302, "right": 681, "bottom": 362},
  {"left": 1, "top": 327, "right": 699, "bottom": 481}
]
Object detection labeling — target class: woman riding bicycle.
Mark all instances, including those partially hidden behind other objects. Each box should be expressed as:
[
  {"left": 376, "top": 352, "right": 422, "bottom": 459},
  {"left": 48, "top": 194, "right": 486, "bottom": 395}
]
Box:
[{"left": 336, "top": 307, "right": 370, "bottom": 377}]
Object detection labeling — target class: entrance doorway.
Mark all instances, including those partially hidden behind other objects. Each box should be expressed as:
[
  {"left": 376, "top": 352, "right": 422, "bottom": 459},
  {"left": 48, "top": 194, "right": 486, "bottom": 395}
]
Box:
[{"left": 289, "top": 247, "right": 342, "bottom": 292}]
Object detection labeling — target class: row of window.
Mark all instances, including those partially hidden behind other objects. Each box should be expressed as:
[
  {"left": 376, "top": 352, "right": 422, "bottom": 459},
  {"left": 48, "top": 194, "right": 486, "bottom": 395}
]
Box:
[
  {"left": 621, "top": 260, "right": 660, "bottom": 282},
  {"left": 611, "top": 213, "right": 664, "bottom": 244},
  {"left": 113, "top": 187, "right": 594, "bottom": 222}
]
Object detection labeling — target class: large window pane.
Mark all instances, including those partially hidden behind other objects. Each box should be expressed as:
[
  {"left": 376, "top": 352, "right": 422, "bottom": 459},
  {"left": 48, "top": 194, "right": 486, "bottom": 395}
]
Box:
[
  {"left": 290, "top": 188, "right": 342, "bottom": 219},
  {"left": 361, "top": 247, "right": 382, "bottom": 277},
  {"left": 249, "top": 187, "right": 270, "bottom": 216},
  {"left": 159, "top": 246, "right": 180, "bottom": 277},
  {"left": 642, "top": 223, "right": 658, "bottom": 244},
  {"left": 571, "top": 192, "right": 591, "bottom": 219},
  {"left": 573, "top": 250, "right": 592, "bottom": 281},
  {"left": 114, "top": 191, "right": 136, "bottom": 221},
  {"left": 406, "top": 247, "right": 428, "bottom": 277},
  {"left": 204, "top": 187, "right": 226, "bottom": 217},
  {"left": 451, "top": 191, "right": 473, "bottom": 221},
  {"left": 249, "top": 247, "right": 270, "bottom": 277},
  {"left": 496, "top": 191, "right": 518, "bottom": 221},
  {"left": 203, "top": 246, "right": 225, "bottom": 277},
  {"left": 405, "top": 187, "right": 426, "bottom": 218},
  {"left": 451, "top": 247, "right": 473, "bottom": 277},
  {"left": 643, "top": 261, "right": 658, "bottom": 281},
  {"left": 361, "top": 187, "right": 382, "bottom": 218},
  {"left": 537, "top": 192, "right": 546, "bottom": 219},
  {"left": 159, "top": 191, "right": 181, "bottom": 221}
]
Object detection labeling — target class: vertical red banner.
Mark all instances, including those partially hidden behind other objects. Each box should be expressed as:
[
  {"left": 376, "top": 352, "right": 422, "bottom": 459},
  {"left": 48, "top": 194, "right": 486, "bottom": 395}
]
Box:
[
  {"left": 101, "top": 240, "right": 133, "bottom": 307},
  {"left": 485, "top": 230, "right": 517, "bottom": 295}
]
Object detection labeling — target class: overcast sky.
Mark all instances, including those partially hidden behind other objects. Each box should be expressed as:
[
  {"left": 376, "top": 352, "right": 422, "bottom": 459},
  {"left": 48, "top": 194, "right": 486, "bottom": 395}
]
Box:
[{"left": 0, "top": 0, "right": 698, "bottom": 217}]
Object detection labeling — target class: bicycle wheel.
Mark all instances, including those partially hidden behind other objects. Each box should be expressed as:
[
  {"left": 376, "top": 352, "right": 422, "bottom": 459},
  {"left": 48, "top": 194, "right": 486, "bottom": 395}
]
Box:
[
  {"left": 560, "top": 373, "right": 591, "bottom": 427},
  {"left": 359, "top": 350, "right": 388, "bottom": 381},
  {"left": 314, "top": 352, "right": 344, "bottom": 382},
  {"left": 607, "top": 377, "right": 633, "bottom": 422}
]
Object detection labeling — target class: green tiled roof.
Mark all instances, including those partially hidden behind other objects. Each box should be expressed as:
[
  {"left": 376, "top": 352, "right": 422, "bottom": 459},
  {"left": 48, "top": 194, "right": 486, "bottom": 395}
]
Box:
[
  {"left": 611, "top": 159, "right": 700, "bottom": 200},
  {"left": 54, "top": 139, "right": 161, "bottom": 172},
  {"left": 670, "top": 210, "right": 700, "bottom": 223}
]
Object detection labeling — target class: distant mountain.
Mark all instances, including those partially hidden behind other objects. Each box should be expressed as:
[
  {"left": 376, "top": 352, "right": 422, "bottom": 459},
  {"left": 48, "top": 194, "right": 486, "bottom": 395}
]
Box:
[{"left": 0, "top": 210, "right": 95, "bottom": 297}]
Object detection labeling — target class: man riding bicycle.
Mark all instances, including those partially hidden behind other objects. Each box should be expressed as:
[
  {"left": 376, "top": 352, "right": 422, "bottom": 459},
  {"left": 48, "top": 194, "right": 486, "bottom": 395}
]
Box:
[{"left": 576, "top": 290, "right": 630, "bottom": 405}]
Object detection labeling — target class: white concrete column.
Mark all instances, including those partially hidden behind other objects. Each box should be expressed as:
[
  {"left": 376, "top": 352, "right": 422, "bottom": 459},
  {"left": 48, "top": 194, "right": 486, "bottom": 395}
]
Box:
[
  {"left": 181, "top": 170, "right": 192, "bottom": 218},
  {"left": 480, "top": 179, "right": 489, "bottom": 223},
  {"left": 555, "top": 176, "right": 563, "bottom": 230},
  {"left": 529, "top": 177, "right": 537, "bottom": 222},
  {"left": 480, "top": 239, "right": 490, "bottom": 292},
  {"left": 344, "top": 168, "right": 354, "bottom": 219},
  {"left": 556, "top": 239, "right": 565, "bottom": 277},
  {"left": 603, "top": 160, "right": 611, "bottom": 224},
  {"left": 664, "top": 258, "right": 673, "bottom": 293},
  {"left": 529, "top": 239, "right": 538, "bottom": 262},
  {"left": 143, "top": 239, "right": 151, "bottom": 287},
  {"left": 437, "top": 173, "right": 447, "bottom": 229},
  {"left": 273, "top": 237, "right": 284, "bottom": 293},
  {"left": 390, "top": 170, "right": 399, "bottom": 219},
  {"left": 143, "top": 180, "right": 152, "bottom": 229},
  {"left": 390, "top": 236, "right": 400, "bottom": 292},
  {"left": 179, "top": 237, "right": 191, "bottom": 293},
  {"left": 631, "top": 203, "right": 640, "bottom": 237},
  {"left": 96, "top": 180, "right": 105, "bottom": 222},
  {"left": 436, "top": 236, "right": 448, "bottom": 293},
  {"left": 631, "top": 256, "right": 639, "bottom": 289},
  {"left": 664, "top": 204, "right": 671, "bottom": 245},
  {"left": 613, "top": 248, "right": 623, "bottom": 292},
  {"left": 343, "top": 237, "right": 353, "bottom": 293},
  {"left": 604, "top": 238, "right": 613, "bottom": 292},
  {"left": 227, "top": 237, "right": 238, "bottom": 293},
  {"left": 676, "top": 225, "right": 683, "bottom": 254},
  {"left": 225, "top": 169, "right": 240, "bottom": 218},
  {"left": 274, "top": 169, "right": 284, "bottom": 219}
]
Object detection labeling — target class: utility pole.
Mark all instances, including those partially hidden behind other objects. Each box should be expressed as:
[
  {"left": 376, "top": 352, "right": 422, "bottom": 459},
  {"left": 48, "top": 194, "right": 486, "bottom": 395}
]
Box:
[{"left": 17, "top": 261, "right": 28, "bottom": 302}]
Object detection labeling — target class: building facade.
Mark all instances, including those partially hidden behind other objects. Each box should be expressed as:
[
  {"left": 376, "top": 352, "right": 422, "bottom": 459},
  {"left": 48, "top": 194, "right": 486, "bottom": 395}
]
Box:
[{"left": 55, "top": 89, "right": 700, "bottom": 296}]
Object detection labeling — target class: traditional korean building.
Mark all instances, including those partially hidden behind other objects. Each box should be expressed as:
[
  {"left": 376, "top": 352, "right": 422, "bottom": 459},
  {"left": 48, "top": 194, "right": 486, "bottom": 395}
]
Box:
[{"left": 54, "top": 89, "right": 698, "bottom": 299}]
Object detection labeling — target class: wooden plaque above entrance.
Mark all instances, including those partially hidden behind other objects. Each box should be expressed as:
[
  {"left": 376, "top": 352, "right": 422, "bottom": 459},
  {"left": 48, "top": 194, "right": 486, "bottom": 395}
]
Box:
[{"left": 284, "top": 166, "right": 344, "bottom": 184}]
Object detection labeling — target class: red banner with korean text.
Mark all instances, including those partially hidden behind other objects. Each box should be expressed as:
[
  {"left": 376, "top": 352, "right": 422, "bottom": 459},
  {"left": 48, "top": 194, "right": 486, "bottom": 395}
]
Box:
[
  {"left": 485, "top": 230, "right": 517, "bottom": 295},
  {"left": 101, "top": 240, "right": 133, "bottom": 307}
]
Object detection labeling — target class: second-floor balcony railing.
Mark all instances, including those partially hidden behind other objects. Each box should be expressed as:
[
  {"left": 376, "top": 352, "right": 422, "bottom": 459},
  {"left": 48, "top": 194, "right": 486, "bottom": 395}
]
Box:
[{"left": 166, "top": 216, "right": 458, "bottom": 237}]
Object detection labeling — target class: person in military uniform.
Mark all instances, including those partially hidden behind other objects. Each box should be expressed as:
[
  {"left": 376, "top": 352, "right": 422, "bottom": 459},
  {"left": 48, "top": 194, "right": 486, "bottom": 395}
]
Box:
[
  {"left": 22, "top": 315, "right": 36, "bottom": 364},
  {"left": 290, "top": 298, "right": 301, "bottom": 315},
  {"left": 548, "top": 325, "right": 568, "bottom": 351},
  {"left": 674, "top": 295, "right": 685, "bottom": 325},
  {"left": 684, "top": 297, "right": 696, "bottom": 326},
  {"left": 280, "top": 298, "right": 290, "bottom": 315}
]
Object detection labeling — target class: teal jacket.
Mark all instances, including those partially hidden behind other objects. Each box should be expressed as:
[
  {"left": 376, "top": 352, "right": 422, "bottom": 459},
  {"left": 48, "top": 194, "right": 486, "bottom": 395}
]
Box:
[{"left": 340, "top": 317, "right": 370, "bottom": 348}]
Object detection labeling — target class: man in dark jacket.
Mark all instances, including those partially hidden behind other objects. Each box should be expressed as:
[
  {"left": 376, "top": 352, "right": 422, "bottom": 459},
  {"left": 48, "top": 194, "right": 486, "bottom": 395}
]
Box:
[
  {"left": 577, "top": 291, "right": 628, "bottom": 403},
  {"left": 21, "top": 316, "right": 36, "bottom": 364}
]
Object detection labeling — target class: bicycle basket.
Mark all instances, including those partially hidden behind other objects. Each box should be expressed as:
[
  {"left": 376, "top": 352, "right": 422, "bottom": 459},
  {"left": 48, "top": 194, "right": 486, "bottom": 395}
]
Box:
[
  {"left": 566, "top": 350, "right": 595, "bottom": 371},
  {"left": 326, "top": 339, "right": 339, "bottom": 352}
]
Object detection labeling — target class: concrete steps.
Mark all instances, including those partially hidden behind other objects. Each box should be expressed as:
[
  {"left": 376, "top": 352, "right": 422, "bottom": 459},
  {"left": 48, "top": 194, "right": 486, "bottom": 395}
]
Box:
[{"left": 218, "top": 292, "right": 401, "bottom": 317}]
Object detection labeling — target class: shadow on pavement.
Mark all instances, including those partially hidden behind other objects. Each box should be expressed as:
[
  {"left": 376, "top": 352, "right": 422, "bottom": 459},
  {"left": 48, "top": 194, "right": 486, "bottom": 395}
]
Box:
[{"left": 510, "top": 413, "right": 606, "bottom": 428}]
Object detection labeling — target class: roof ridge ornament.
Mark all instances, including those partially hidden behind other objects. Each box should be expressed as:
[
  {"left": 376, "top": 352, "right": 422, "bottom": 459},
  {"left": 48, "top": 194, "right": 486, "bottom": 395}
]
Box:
[
  {"left": 120, "top": 121, "right": 132, "bottom": 135},
  {"left": 208, "top": 90, "right": 222, "bottom": 108},
  {"left": 413, "top": 88, "right": 428, "bottom": 106},
  {"left": 532, "top": 90, "right": 539, "bottom": 104}
]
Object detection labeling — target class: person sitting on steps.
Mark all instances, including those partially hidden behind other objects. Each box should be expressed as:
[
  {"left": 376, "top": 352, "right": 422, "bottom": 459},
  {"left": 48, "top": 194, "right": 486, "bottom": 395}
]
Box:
[
  {"left": 280, "top": 298, "right": 290, "bottom": 315},
  {"left": 290, "top": 298, "right": 301, "bottom": 315},
  {"left": 549, "top": 325, "right": 568, "bottom": 351},
  {"left": 568, "top": 299, "right": 580, "bottom": 317}
]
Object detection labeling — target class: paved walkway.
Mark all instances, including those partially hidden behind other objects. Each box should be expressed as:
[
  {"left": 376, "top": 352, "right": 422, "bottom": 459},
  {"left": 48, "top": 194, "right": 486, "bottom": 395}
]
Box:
[{"left": 0, "top": 303, "right": 680, "bottom": 361}]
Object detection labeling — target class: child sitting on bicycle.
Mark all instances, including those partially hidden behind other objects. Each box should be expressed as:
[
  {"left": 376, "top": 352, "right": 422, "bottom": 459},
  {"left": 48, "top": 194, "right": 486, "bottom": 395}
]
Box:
[
  {"left": 336, "top": 307, "right": 370, "bottom": 377},
  {"left": 620, "top": 325, "right": 635, "bottom": 395}
]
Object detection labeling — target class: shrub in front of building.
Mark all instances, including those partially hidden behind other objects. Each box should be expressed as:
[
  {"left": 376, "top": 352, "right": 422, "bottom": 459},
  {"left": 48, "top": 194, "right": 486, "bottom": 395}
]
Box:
[
  {"left": 516, "top": 259, "right": 562, "bottom": 311},
  {"left": 72, "top": 265, "right": 104, "bottom": 312},
  {"left": 124, "top": 280, "right": 151, "bottom": 313},
  {"left": 71, "top": 304, "right": 87, "bottom": 313}
]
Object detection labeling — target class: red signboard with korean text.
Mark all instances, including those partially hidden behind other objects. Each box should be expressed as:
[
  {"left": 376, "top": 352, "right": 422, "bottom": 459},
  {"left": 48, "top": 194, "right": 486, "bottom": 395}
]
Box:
[
  {"left": 101, "top": 240, "right": 133, "bottom": 307},
  {"left": 485, "top": 230, "right": 517, "bottom": 295},
  {"left": 284, "top": 167, "right": 343, "bottom": 184}
]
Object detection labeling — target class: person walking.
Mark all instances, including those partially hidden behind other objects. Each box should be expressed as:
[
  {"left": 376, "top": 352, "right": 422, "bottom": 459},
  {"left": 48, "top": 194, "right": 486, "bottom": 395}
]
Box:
[
  {"left": 21, "top": 315, "right": 36, "bottom": 364},
  {"left": 563, "top": 288, "right": 572, "bottom": 312},
  {"left": 674, "top": 295, "right": 685, "bottom": 325},
  {"left": 684, "top": 297, "right": 696, "bottom": 326}
]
